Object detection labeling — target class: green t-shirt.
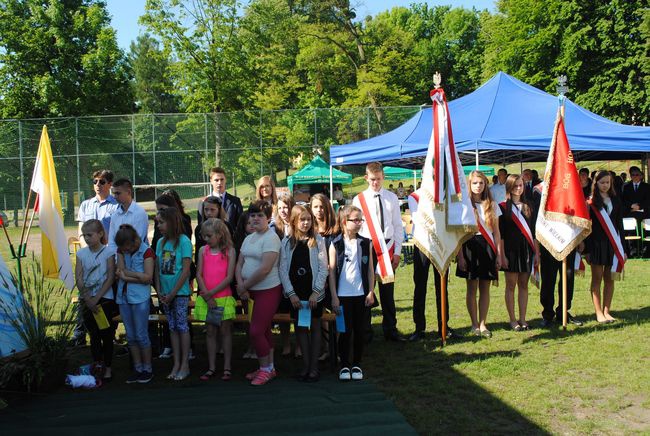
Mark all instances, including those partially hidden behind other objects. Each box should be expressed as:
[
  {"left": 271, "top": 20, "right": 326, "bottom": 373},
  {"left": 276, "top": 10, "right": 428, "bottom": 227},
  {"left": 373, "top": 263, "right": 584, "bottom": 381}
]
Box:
[{"left": 156, "top": 234, "right": 193, "bottom": 296}]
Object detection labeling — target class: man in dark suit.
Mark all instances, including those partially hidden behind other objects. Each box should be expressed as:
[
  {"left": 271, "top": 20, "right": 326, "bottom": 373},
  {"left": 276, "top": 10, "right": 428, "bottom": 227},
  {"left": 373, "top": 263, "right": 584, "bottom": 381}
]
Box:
[
  {"left": 531, "top": 184, "right": 583, "bottom": 327},
  {"left": 621, "top": 166, "right": 650, "bottom": 220},
  {"left": 198, "top": 167, "right": 243, "bottom": 229},
  {"left": 523, "top": 168, "right": 534, "bottom": 200}
]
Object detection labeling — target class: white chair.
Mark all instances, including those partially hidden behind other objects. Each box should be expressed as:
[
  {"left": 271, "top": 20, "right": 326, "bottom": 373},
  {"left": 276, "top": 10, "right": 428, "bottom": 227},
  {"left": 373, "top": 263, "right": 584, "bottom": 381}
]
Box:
[
  {"left": 642, "top": 219, "right": 650, "bottom": 257},
  {"left": 623, "top": 217, "right": 641, "bottom": 257}
]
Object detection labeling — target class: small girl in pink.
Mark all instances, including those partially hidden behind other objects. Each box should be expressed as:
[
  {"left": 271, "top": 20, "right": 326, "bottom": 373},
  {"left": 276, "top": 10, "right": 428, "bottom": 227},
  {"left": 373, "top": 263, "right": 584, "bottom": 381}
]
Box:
[{"left": 196, "top": 218, "right": 236, "bottom": 381}]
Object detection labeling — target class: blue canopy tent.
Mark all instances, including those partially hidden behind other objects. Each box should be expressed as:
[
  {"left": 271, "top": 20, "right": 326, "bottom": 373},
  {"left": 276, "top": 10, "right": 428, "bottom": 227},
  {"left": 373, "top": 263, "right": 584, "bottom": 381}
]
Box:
[{"left": 330, "top": 72, "right": 650, "bottom": 167}]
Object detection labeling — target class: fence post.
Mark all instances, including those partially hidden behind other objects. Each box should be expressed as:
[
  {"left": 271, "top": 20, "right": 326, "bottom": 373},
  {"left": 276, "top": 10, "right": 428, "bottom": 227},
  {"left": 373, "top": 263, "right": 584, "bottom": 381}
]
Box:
[
  {"left": 204, "top": 113, "right": 209, "bottom": 196},
  {"left": 131, "top": 114, "right": 136, "bottom": 201},
  {"left": 367, "top": 106, "right": 371, "bottom": 139},
  {"left": 313, "top": 108, "right": 317, "bottom": 146},
  {"left": 75, "top": 118, "right": 81, "bottom": 198},
  {"left": 18, "top": 120, "right": 25, "bottom": 211},
  {"left": 152, "top": 114, "right": 157, "bottom": 199},
  {"left": 259, "top": 110, "right": 263, "bottom": 177}
]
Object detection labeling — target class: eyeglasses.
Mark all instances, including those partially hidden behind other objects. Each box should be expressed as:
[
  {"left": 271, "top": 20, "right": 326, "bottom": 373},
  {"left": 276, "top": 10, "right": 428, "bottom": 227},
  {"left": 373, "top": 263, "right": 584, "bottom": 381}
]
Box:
[
  {"left": 349, "top": 218, "right": 365, "bottom": 223},
  {"left": 93, "top": 179, "right": 107, "bottom": 186}
]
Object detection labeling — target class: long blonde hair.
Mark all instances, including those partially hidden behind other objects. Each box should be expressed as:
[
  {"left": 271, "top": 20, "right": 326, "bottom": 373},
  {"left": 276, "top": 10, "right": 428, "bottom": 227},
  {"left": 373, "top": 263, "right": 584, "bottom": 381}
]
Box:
[
  {"left": 256, "top": 175, "right": 277, "bottom": 204},
  {"left": 468, "top": 170, "right": 497, "bottom": 231},
  {"left": 289, "top": 205, "right": 317, "bottom": 248}
]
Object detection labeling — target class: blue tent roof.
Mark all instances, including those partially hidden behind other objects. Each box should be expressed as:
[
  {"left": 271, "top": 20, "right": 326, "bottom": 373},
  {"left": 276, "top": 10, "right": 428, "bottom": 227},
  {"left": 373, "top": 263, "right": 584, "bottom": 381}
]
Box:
[{"left": 331, "top": 72, "right": 650, "bottom": 166}]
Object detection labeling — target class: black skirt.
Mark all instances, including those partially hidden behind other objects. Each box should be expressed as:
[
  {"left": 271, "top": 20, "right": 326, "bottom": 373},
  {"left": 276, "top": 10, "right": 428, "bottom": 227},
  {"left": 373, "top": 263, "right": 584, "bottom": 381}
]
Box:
[
  {"left": 503, "top": 239, "right": 534, "bottom": 273},
  {"left": 588, "top": 239, "right": 617, "bottom": 266},
  {"left": 456, "top": 235, "right": 497, "bottom": 281}
]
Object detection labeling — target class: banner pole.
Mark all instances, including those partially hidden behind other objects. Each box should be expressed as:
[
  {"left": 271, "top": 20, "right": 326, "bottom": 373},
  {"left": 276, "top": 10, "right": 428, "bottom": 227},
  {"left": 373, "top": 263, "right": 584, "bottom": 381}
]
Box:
[
  {"left": 562, "top": 258, "right": 568, "bottom": 330},
  {"left": 440, "top": 269, "right": 448, "bottom": 346}
]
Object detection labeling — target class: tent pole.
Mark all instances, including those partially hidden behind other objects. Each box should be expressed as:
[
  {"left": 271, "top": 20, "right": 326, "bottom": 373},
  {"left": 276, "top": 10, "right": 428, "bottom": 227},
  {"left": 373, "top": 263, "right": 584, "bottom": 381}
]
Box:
[
  {"left": 413, "top": 169, "right": 417, "bottom": 189},
  {"left": 475, "top": 142, "right": 479, "bottom": 169},
  {"left": 329, "top": 165, "right": 334, "bottom": 206}
]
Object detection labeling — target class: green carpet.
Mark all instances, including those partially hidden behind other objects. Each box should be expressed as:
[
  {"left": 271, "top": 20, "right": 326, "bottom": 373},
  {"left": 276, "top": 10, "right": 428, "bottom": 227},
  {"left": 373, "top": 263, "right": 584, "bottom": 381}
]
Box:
[{"left": 0, "top": 378, "right": 416, "bottom": 435}]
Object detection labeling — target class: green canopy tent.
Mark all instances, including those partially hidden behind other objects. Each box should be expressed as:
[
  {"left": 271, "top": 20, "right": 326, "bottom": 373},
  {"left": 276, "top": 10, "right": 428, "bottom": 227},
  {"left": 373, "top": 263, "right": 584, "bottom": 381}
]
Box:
[
  {"left": 288, "top": 155, "right": 352, "bottom": 192},
  {"left": 464, "top": 165, "right": 494, "bottom": 176}
]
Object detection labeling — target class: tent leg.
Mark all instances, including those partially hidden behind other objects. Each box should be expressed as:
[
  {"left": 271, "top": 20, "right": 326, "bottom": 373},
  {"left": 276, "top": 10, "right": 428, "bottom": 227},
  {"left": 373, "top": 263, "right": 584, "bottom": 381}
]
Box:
[{"left": 329, "top": 165, "right": 334, "bottom": 205}]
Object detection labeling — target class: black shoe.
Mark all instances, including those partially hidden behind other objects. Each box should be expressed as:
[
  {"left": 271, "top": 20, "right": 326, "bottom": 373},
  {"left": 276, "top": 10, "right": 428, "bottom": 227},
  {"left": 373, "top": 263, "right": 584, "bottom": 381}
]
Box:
[
  {"left": 408, "top": 331, "right": 425, "bottom": 342},
  {"left": 116, "top": 346, "right": 129, "bottom": 357},
  {"left": 567, "top": 313, "right": 583, "bottom": 326},
  {"left": 384, "top": 332, "right": 406, "bottom": 342},
  {"left": 540, "top": 318, "right": 554, "bottom": 328}
]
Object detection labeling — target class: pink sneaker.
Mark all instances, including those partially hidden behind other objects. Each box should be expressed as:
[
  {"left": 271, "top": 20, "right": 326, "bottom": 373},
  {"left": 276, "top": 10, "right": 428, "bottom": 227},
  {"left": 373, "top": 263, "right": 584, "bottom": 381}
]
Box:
[
  {"left": 250, "top": 369, "right": 277, "bottom": 386},
  {"left": 245, "top": 369, "right": 260, "bottom": 381}
]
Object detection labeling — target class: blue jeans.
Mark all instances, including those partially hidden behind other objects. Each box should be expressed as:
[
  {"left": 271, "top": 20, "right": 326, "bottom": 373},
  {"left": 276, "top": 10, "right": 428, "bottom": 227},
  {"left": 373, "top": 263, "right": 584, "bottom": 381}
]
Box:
[{"left": 119, "top": 300, "right": 151, "bottom": 348}]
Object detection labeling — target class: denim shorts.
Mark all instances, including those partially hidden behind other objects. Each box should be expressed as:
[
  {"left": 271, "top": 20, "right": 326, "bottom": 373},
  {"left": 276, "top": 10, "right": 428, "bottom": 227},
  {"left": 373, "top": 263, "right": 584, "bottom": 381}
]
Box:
[
  {"left": 119, "top": 300, "right": 151, "bottom": 348},
  {"left": 163, "top": 296, "right": 190, "bottom": 333}
]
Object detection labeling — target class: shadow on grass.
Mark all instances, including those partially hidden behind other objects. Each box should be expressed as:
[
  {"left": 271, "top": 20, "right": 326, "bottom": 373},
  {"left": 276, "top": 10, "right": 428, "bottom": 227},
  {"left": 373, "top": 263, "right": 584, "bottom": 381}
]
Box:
[
  {"left": 521, "top": 305, "right": 650, "bottom": 344},
  {"left": 364, "top": 339, "right": 551, "bottom": 434}
]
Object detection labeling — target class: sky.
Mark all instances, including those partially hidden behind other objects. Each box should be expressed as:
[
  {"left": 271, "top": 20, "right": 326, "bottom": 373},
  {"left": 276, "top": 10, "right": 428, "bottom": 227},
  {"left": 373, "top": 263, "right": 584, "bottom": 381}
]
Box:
[{"left": 106, "top": 0, "right": 495, "bottom": 51}]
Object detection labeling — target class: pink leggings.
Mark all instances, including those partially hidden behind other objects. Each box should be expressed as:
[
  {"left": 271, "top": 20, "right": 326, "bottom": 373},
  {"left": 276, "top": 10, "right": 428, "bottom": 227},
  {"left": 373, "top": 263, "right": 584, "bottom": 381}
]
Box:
[{"left": 249, "top": 285, "right": 283, "bottom": 358}]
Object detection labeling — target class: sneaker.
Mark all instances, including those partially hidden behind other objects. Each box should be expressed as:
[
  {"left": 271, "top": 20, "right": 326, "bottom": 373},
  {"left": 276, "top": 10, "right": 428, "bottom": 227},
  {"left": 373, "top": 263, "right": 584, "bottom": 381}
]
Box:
[
  {"left": 188, "top": 349, "right": 196, "bottom": 360},
  {"left": 250, "top": 369, "right": 276, "bottom": 386},
  {"left": 138, "top": 371, "right": 154, "bottom": 384},
  {"left": 126, "top": 372, "right": 141, "bottom": 384},
  {"left": 339, "top": 367, "right": 351, "bottom": 381},
  {"left": 351, "top": 366, "right": 363, "bottom": 381},
  {"left": 245, "top": 369, "right": 260, "bottom": 381},
  {"left": 158, "top": 347, "right": 173, "bottom": 359}
]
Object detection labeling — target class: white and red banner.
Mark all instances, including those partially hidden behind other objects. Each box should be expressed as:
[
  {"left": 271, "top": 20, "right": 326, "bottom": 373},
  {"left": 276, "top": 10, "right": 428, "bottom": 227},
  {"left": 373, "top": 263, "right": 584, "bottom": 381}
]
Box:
[
  {"left": 30, "top": 126, "right": 74, "bottom": 289},
  {"left": 535, "top": 111, "right": 591, "bottom": 261},
  {"left": 589, "top": 201, "right": 625, "bottom": 280},
  {"left": 358, "top": 192, "right": 394, "bottom": 283},
  {"left": 502, "top": 201, "right": 540, "bottom": 288},
  {"left": 412, "top": 86, "right": 476, "bottom": 274}
]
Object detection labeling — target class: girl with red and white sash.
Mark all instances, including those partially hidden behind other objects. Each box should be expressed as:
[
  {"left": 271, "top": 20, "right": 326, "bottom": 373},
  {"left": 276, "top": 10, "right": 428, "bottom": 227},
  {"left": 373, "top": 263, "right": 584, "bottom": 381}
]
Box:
[
  {"left": 585, "top": 170, "right": 626, "bottom": 324},
  {"left": 456, "top": 171, "right": 502, "bottom": 338},
  {"left": 498, "top": 175, "right": 538, "bottom": 331}
]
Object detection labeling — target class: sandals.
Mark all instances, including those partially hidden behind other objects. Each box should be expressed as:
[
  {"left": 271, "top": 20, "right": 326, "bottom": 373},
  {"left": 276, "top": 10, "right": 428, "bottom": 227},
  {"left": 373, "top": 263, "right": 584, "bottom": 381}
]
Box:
[
  {"left": 221, "top": 370, "right": 232, "bottom": 381},
  {"left": 200, "top": 370, "right": 216, "bottom": 381},
  {"left": 174, "top": 370, "right": 190, "bottom": 381},
  {"left": 511, "top": 322, "right": 522, "bottom": 332}
]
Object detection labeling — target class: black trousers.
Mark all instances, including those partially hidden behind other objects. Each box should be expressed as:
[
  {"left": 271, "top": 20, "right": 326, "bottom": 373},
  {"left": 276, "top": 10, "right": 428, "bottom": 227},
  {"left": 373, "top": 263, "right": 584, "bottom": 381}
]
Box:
[
  {"left": 339, "top": 296, "right": 367, "bottom": 368},
  {"left": 366, "top": 246, "right": 397, "bottom": 335},
  {"left": 539, "top": 246, "right": 576, "bottom": 321},
  {"left": 82, "top": 298, "right": 118, "bottom": 367},
  {"left": 412, "top": 246, "right": 450, "bottom": 335}
]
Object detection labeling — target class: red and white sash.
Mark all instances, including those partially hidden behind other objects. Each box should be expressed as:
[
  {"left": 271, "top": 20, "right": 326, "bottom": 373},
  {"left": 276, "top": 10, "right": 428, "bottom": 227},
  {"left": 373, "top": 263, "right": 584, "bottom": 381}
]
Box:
[
  {"left": 475, "top": 206, "right": 497, "bottom": 257},
  {"left": 358, "top": 192, "right": 394, "bottom": 283},
  {"left": 501, "top": 202, "right": 540, "bottom": 288},
  {"left": 589, "top": 201, "right": 625, "bottom": 279}
]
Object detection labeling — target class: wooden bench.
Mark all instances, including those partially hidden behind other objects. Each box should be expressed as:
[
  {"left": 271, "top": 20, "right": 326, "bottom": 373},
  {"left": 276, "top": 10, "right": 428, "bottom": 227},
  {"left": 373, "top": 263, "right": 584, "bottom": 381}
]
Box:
[{"left": 112, "top": 311, "right": 339, "bottom": 371}]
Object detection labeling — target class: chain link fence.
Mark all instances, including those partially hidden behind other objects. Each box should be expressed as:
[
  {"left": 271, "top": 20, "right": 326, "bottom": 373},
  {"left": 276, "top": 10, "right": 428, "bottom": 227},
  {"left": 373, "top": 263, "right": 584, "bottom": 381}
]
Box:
[{"left": 0, "top": 106, "right": 421, "bottom": 225}]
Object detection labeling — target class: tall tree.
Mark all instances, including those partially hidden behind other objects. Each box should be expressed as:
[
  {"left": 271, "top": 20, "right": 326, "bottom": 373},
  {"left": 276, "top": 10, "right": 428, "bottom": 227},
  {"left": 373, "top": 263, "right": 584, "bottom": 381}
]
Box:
[
  {"left": 481, "top": 0, "right": 648, "bottom": 124},
  {"left": 0, "top": 0, "right": 133, "bottom": 118},
  {"left": 129, "top": 34, "right": 179, "bottom": 113},
  {"left": 140, "top": 0, "right": 248, "bottom": 113}
]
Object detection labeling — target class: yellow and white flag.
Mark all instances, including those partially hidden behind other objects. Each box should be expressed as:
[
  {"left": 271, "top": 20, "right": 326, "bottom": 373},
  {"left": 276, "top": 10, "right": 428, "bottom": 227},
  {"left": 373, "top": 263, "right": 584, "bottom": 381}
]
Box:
[{"left": 29, "top": 126, "right": 74, "bottom": 289}]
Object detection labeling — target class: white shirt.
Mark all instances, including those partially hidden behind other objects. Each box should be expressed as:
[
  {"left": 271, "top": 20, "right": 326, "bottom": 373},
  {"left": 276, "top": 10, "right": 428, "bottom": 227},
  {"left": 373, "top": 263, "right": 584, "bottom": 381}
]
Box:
[
  {"left": 489, "top": 183, "right": 506, "bottom": 204},
  {"left": 353, "top": 187, "right": 404, "bottom": 255},
  {"left": 337, "top": 238, "right": 364, "bottom": 297},
  {"left": 107, "top": 201, "right": 150, "bottom": 253}
]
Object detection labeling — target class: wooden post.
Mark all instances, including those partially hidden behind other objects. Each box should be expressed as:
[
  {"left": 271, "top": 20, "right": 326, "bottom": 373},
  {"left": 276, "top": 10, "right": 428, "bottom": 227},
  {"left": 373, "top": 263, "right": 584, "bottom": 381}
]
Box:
[{"left": 562, "top": 258, "right": 568, "bottom": 330}]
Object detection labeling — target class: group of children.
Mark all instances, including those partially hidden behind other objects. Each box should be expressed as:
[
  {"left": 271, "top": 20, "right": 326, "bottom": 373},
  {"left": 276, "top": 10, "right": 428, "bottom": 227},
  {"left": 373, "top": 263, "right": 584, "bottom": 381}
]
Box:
[
  {"left": 75, "top": 185, "right": 373, "bottom": 385},
  {"left": 74, "top": 165, "right": 625, "bottom": 386}
]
